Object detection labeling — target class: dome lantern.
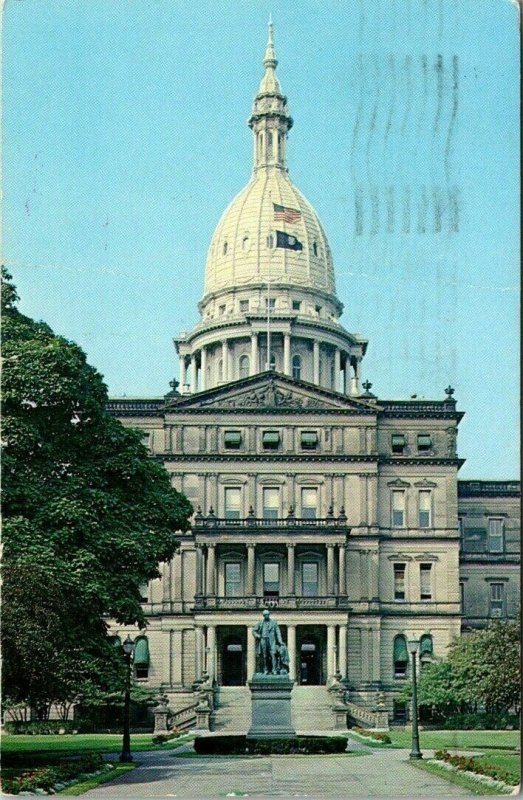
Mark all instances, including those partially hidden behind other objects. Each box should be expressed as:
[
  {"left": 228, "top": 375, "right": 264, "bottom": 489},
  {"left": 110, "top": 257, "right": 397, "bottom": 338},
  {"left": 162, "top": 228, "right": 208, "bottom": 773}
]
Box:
[{"left": 248, "top": 19, "right": 293, "bottom": 172}]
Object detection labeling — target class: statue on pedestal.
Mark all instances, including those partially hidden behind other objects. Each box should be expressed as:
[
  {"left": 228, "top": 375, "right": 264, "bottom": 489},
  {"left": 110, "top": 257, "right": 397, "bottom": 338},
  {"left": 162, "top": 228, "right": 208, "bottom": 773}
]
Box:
[{"left": 252, "top": 609, "right": 283, "bottom": 675}]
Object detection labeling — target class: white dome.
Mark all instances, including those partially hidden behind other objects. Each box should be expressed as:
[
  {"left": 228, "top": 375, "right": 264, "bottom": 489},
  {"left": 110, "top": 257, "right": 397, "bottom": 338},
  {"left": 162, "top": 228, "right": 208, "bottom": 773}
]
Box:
[{"left": 203, "top": 168, "right": 336, "bottom": 300}]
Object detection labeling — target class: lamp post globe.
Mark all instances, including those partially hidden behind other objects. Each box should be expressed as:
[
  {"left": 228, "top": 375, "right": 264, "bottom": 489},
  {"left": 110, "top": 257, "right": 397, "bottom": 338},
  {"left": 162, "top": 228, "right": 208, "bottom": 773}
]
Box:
[
  {"left": 407, "top": 639, "right": 422, "bottom": 760},
  {"left": 120, "top": 635, "right": 134, "bottom": 763}
]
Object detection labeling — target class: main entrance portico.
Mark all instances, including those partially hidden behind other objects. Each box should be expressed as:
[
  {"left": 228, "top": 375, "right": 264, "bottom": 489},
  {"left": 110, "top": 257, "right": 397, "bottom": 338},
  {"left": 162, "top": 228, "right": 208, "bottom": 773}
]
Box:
[{"left": 200, "top": 619, "right": 348, "bottom": 687}]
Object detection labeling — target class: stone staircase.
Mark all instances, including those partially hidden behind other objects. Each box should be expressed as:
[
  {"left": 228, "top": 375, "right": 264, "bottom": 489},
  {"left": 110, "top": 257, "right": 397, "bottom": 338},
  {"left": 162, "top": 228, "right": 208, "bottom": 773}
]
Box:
[
  {"left": 213, "top": 686, "right": 252, "bottom": 732},
  {"left": 292, "top": 686, "right": 336, "bottom": 732},
  {"left": 213, "top": 685, "right": 336, "bottom": 733}
]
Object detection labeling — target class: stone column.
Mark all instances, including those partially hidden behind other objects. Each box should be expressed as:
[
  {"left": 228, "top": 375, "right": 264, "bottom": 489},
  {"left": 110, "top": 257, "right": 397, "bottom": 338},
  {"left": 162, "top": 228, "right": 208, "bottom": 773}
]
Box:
[
  {"left": 247, "top": 625, "right": 256, "bottom": 679},
  {"left": 352, "top": 357, "right": 362, "bottom": 395},
  {"left": 195, "top": 626, "right": 205, "bottom": 679},
  {"left": 179, "top": 355, "right": 187, "bottom": 389},
  {"left": 283, "top": 333, "right": 291, "bottom": 376},
  {"left": 195, "top": 546, "right": 204, "bottom": 596},
  {"left": 338, "top": 544, "right": 347, "bottom": 595},
  {"left": 327, "top": 625, "right": 336, "bottom": 678},
  {"left": 250, "top": 332, "right": 258, "bottom": 375},
  {"left": 172, "top": 629, "right": 183, "bottom": 685},
  {"left": 206, "top": 625, "right": 216, "bottom": 682},
  {"left": 190, "top": 354, "right": 197, "bottom": 393},
  {"left": 326, "top": 544, "right": 335, "bottom": 595},
  {"left": 200, "top": 347, "right": 207, "bottom": 391},
  {"left": 287, "top": 543, "right": 295, "bottom": 595},
  {"left": 247, "top": 544, "right": 256, "bottom": 596},
  {"left": 338, "top": 624, "right": 347, "bottom": 679},
  {"left": 221, "top": 340, "right": 228, "bottom": 382},
  {"left": 206, "top": 544, "right": 216, "bottom": 596},
  {"left": 287, "top": 624, "right": 297, "bottom": 681},
  {"left": 313, "top": 340, "right": 320, "bottom": 384},
  {"left": 334, "top": 348, "right": 341, "bottom": 392},
  {"left": 344, "top": 359, "right": 352, "bottom": 395}
]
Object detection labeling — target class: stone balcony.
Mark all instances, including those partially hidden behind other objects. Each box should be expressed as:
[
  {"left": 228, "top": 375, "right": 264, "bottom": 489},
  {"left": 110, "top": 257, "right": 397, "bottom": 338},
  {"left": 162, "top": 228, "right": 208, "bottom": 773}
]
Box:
[
  {"left": 194, "top": 594, "right": 349, "bottom": 611},
  {"left": 193, "top": 509, "right": 349, "bottom": 538}
]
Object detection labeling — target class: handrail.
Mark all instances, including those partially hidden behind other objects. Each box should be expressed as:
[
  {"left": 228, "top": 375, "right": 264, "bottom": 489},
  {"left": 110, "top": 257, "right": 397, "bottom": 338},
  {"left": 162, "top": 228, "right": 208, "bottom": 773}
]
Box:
[{"left": 194, "top": 595, "right": 349, "bottom": 610}]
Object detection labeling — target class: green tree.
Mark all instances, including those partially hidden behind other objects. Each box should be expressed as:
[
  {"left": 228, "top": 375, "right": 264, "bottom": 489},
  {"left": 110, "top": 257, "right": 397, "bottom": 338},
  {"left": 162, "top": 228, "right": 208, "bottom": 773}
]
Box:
[{"left": 1, "top": 269, "right": 192, "bottom": 712}]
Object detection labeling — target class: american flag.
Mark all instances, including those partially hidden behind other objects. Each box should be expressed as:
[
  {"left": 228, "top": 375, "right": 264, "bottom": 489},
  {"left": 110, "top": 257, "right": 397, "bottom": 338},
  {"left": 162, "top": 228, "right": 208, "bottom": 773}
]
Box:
[{"left": 273, "top": 203, "right": 302, "bottom": 224}]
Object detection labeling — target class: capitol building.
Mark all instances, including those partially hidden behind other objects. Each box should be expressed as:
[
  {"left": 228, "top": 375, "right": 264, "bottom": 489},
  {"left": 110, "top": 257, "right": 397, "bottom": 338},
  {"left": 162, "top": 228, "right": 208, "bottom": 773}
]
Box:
[{"left": 109, "top": 25, "right": 519, "bottom": 729}]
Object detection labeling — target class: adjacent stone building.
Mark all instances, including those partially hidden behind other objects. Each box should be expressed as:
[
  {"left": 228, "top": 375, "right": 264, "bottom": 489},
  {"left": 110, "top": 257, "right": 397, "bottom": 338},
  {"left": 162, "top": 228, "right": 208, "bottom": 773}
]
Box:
[{"left": 108, "top": 26, "right": 520, "bottom": 726}]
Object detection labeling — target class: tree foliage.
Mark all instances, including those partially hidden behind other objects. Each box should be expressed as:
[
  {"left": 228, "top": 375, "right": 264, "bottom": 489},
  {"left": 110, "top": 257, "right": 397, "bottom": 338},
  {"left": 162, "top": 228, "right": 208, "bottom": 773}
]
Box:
[
  {"left": 1, "top": 269, "right": 192, "bottom": 710},
  {"left": 400, "top": 620, "right": 521, "bottom": 717}
]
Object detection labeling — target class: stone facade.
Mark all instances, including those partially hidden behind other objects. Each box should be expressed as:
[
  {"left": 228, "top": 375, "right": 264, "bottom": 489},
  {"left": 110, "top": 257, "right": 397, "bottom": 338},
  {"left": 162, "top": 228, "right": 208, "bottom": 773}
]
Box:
[{"left": 106, "top": 26, "right": 520, "bottom": 724}]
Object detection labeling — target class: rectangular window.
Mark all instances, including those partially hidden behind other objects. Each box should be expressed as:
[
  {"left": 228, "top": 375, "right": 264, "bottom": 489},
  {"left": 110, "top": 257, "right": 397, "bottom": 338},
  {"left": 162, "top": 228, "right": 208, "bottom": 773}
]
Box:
[
  {"left": 391, "top": 434, "right": 406, "bottom": 454},
  {"left": 420, "top": 563, "right": 432, "bottom": 600},
  {"left": 225, "top": 562, "right": 241, "bottom": 597},
  {"left": 488, "top": 518, "right": 504, "bottom": 553},
  {"left": 265, "top": 297, "right": 276, "bottom": 310},
  {"left": 301, "top": 487, "right": 318, "bottom": 519},
  {"left": 224, "top": 487, "right": 241, "bottom": 520},
  {"left": 263, "top": 487, "right": 280, "bottom": 519},
  {"left": 418, "top": 490, "right": 432, "bottom": 528},
  {"left": 460, "top": 582, "right": 465, "bottom": 613},
  {"left": 263, "top": 562, "right": 280, "bottom": 597},
  {"left": 292, "top": 300, "right": 301, "bottom": 311},
  {"left": 239, "top": 300, "right": 249, "bottom": 312},
  {"left": 489, "top": 583, "right": 505, "bottom": 617},
  {"left": 394, "top": 563, "right": 406, "bottom": 601},
  {"left": 463, "top": 527, "right": 487, "bottom": 553},
  {"left": 302, "top": 562, "right": 319, "bottom": 597},
  {"left": 262, "top": 431, "right": 280, "bottom": 449},
  {"left": 224, "top": 430, "right": 242, "bottom": 449},
  {"left": 300, "top": 431, "right": 318, "bottom": 450},
  {"left": 135, "top": 665, "right": 149, "bottom": 679},
  {"left": 392, "top": 490, "right": 406, "bottom": 528},
  {"left": 417, "top": 434, "right": 432, "bottom": 452}
]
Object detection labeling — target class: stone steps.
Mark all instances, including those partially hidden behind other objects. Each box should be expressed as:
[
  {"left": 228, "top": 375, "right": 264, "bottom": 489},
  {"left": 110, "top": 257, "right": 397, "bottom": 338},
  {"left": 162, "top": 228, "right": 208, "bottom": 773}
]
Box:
[{"left": 213, "top": 685, "right": 336, "bottom": 732}]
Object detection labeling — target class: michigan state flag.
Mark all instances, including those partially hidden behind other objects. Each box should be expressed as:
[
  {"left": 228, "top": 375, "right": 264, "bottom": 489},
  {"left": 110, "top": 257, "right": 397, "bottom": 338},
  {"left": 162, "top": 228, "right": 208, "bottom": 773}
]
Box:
[{"left": 276, "top": 230, "right": 303, "bottom": 251}]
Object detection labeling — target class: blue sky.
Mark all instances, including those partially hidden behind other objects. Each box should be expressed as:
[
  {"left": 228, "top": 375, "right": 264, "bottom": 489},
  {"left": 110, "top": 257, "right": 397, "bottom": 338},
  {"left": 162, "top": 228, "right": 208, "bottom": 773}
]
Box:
[{"left": 3, "top": 0, "right": 519, "bottom": 478}]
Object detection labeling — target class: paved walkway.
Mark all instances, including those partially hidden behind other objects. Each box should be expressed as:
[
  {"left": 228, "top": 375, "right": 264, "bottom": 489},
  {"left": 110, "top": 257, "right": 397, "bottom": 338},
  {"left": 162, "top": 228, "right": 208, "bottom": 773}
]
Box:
[{"left": 87, "top": 741, "right": 471, "bottom": 799}]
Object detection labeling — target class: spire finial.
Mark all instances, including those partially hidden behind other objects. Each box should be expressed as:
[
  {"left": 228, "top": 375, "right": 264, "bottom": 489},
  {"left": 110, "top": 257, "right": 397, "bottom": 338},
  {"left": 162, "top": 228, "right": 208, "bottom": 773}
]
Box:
[{"left": 264, "top": 15, "right": 277, "bottom": 70}]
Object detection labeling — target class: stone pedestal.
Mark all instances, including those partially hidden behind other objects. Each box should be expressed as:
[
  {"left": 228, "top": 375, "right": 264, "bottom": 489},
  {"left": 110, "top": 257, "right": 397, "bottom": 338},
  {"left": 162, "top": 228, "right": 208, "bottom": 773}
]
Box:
[{"left": 247, "top": 674, "right": 295, "bottom": 738}]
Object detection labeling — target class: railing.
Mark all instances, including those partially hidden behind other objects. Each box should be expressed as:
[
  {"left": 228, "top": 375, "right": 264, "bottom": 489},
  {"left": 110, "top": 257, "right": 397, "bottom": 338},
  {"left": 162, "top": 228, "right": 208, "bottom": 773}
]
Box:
[
  {"left": 458, "top": 480, "right": 520, "bottom": 497},
  {"left": 194, "top": 595, "right": 349, "bottom": 611},
  {"left": 107, "top": 399, "right": 164, "bottom": 415},
  {"left": 170, "top": 701, "right": 199, "bottom": 730},
  {"left": 345, "top": 701, "right": 389, "bottom": 731},
  {"left": 193, "top": 514, "right": 348, "bottom": 531}
]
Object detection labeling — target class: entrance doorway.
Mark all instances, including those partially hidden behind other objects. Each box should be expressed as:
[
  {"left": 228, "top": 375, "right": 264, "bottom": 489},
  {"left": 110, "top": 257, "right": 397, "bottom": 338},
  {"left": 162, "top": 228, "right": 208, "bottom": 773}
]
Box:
[
  {"left": 218, "top": 628, "right": 246, "bottom": 686},
  {"left": 297, "top": 629, "right": 325, "bottom": 685}
]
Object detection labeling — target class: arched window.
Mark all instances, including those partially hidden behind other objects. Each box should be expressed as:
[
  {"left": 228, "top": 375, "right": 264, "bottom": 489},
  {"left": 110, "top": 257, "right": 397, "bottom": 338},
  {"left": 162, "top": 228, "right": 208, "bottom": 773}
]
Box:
[
  {"left": 292, "top": 354, "right": 301, "bottom": 380},
  {"left": 393, "top": 634, "right": 408, "bottom": 678},
  {"left": 218, "top": 358, "right": 223, "bottom": 381},
  {"left": 420, "top": 634, "right": 433, "bottom": 670},
  {"left": 134, "top": 636, "right": 150, "bottom": 680},
  {"left": 313, "top": 241, "right": 318, "bottom": 256},
  {"left": 223, "top": 241, "right": 228, "bottom": 255},
  {"left": 267, "top": 131, "right": 273, "bottom": 159},
  {"left": 239, "top": 355, "right": 249, "bottom": 379},
  {"left": 242, "top": 234, "right": 250, "bottom": 251}
]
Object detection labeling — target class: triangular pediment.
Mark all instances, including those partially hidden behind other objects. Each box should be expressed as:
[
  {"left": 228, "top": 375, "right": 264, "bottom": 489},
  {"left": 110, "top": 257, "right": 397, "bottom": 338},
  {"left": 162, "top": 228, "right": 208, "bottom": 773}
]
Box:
[{"left": 166, "top": 371, "right": 380, "bottom": 413}]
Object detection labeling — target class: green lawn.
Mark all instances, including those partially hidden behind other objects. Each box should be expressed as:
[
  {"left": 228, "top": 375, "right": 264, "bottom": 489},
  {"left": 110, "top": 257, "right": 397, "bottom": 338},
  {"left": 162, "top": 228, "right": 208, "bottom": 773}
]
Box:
[
  {"left": 473, "top": 752, "right": 521, "bottom": 786},
  {"left": 409, "top": 760, "right": 511, "bottom": 796},
  {"left": 1, "top": 732, "right": 194, "bottom": 755},
  {"left": 387, "top": 729, "right": 519, "bottom": 751},
  {"left": 57, "top": 763, "right": 136, "bottom": 795}
]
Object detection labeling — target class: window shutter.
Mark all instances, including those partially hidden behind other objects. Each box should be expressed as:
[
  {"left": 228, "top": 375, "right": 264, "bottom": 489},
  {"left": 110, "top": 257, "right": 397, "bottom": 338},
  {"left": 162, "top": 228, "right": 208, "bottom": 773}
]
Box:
[
  {"left": 224, "top": 431, "right": 242, "bottom": 447},
  {"left": 301, "top": 431, "right": 318, "bottom": 449}
]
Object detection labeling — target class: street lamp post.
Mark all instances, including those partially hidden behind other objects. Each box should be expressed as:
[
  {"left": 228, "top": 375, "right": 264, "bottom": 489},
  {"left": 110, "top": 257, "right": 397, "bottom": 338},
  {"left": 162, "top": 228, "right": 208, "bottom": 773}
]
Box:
[
  {"left": 408, "top": 639, "right": 422, "bottom": 760},
  {"left": 120, "top": 635, "right": 134, "bottom": 763}
]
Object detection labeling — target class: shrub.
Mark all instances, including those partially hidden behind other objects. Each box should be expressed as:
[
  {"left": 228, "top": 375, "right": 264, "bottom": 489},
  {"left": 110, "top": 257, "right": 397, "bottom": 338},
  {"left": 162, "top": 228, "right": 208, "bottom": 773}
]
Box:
[
  {"left": 0, "top": 753, "right": 106, "bottom": 795},
  {"left": 194, "top": 735, "right": 348, "bottom": 755},
  {"left": 152, "top": 730, "right": 181, "bottom": 745},
  {"left": 442, "top": 712, "right": 520, "bottom": 731},
  {"left": 351, "top": 726, "right": 391, "bottom": 744}
]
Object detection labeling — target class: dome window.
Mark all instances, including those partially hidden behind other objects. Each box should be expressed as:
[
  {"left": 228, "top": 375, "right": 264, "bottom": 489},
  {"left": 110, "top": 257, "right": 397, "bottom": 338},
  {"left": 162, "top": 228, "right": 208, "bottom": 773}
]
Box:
[
  {"left": 239, "top": 355, "right": 250, "bottom": 379},
  {"left": 242, "top": 234, "right": 250, "bottom": 251},
  {"left": 313, "top": 242, "right": 318, "bottom": 256},
  {"left": 267, "top": 131, "right": 273, "bottom": 159},
  {"left": 292, "top": 354, "right": 301, "bottom": 380},
  {"left": 267, "top": 233, "right": 274, "bottom": 249},
  {"left": 223, "top": 241, "right": 228, "bottom": 255}
]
